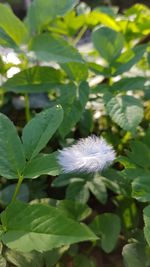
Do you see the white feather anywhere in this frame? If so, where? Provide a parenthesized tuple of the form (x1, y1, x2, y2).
(57, 136, 116, 173)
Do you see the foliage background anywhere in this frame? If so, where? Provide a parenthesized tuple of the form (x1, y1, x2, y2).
(0, 0, 150, 267)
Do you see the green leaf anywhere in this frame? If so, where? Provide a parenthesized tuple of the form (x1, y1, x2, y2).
(1, 201, 97, 252)
(87, 175, 107, 204)
(132, 175, 150, 202)
(22, 105, 63, 160)
(59, 82, 89, 138)
(5, 249, 44, 267)
(0, 242, 7, 266)
(52, 173, 75, 187)
(24, 153, 60, 178)
(52, 173, 89, 187)
(90, 213, 121, 253)
(142, 126, 150, 149)
(143, 205, 150, 248)
(92, 26, 124, 63)
(27, 0, 78, 32)
(0, 113, 26, 179)
(122, 243, 147, 267)
(127, 141, 150, 168)
(122, 168, 148, 184)
(87, 11, 120, 31)
(30, 33, 83, 63)
(2, 66, 63, 93)
(95, 6, 117, 17)
(58, 10, 85, 35)
(78, 109, 93, 136)
(57, 200, 92, 221)
(102, 168, 123, 194)
(61, 62, 88, 82)
(66, 181, 90, 204)
(116, 197, 138, 230)
(142, 127, 150, 148)
(0, 255, 7, 267)
(104, 93, 143, 131)
(111, 77, 147, 92)
(0, 3, 28, 46)
(87, 62, 111, 77)
(44, 247, 68, 267)
(0, 28, 18, 49)
(112, 44, 147, 75)
(73, 254, 96, 267)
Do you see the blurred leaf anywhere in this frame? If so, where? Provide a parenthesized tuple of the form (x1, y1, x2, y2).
(87, 11, 120, 31)
(112, 44, 147, 75)
(143, 205, 150, 251)
(1, 201, 97, 252)
(44, 246, 68, 267)
(132, 175, 150, 202)
(51, 11, 85, 36)
(0, 254, 7, 267)
(22, 105, 63, 160)
(61, 62, 88, 82)
(66, 180, 90, 204)
(121, 168, 149, 184)
(87, 175, 107, 204)
(122, 243, 147, 267)
(102, 172, 121, 194)
(90, 213, 121, 253)
(92, 26, 124, 63)
(111, 77, 147, 92)
(88, 62, 111, 77)
(0, 28, 18, 49)
(127, 141, 150, 168)
(2, 66, 63, 93)
(0, 113, 25, 179)
(5, 249, 44, 267)
(0, 184, 29, 206)
(104, 93, 143, 131)
(29, 179, 47, 200)
(102, 168, 125, 194)
(116, 196, 138, 230)
(52, 172, 91, 186)
(125, 4, 149, 16)
(52, 173, 76, 187)
(57, 199, 92, 221)
(142, 127, 150, 148)
(73, 254, 96, 267)
(59, 82, 89, 138)
(78, 109, 93, 136)
(30, 33, 83, 63)
(27, 0, 79, 32)
(0, 3, 28, 46)
(95, 6, 118, 17)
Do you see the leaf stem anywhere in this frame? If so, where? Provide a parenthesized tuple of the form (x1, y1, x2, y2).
(73, 25, 88, 46)
(11, 175, 24, 202)
(25, 94, 31, 122)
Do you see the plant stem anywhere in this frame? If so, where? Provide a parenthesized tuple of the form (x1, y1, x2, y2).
(25, 94, 30, 122)
(73, 25, 88, 46)
(12, 175, 24, 202)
